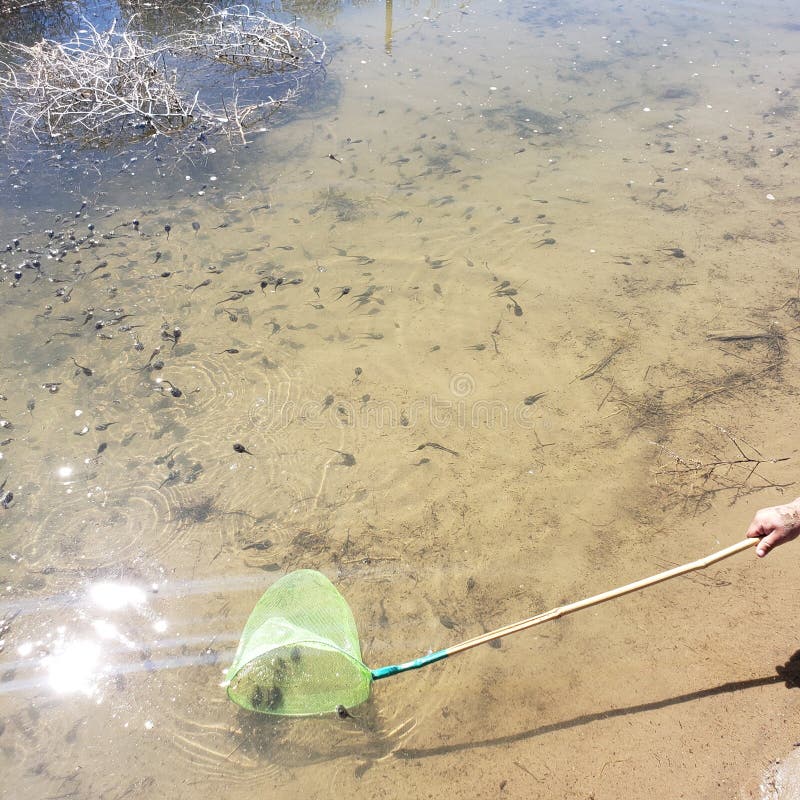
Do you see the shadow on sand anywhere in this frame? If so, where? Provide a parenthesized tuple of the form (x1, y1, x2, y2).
(395, 650, 800, 760)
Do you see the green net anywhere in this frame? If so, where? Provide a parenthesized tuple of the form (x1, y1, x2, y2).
(225, 569, 373, 716)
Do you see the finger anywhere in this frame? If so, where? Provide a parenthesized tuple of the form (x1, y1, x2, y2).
(755, 531, 783, 558)
(746, 519, 767, 539)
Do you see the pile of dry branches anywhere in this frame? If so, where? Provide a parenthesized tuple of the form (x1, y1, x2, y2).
(0, 5, 326, 144)
(1, 0, 45, 12)
(171, 6, 326, 74)
(0, 21, 192, 141)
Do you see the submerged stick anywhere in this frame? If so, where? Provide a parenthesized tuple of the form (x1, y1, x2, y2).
(577, 345, 624, 381)
(706, 332, 784, 343)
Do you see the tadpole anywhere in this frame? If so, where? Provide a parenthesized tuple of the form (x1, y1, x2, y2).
(159, 470, 180, 488)
(492, 283, 517, 298)
(154, 447, 177, 466)
(86, 260, 108, 277)
(162, 327, 181, 349)
(265, 685, 283, 710)
(242, 539, 273, 552)
(330, 449, 356, 466)
(0, 485, 13, 510)
(139, 348, 161, 370)
(534, 238, 556, 247)
(273, 657, 288, 681)
(523, 393, 546, 405)
(71, 357, 93, 376)
(233, 443, 253, 455)
(413, 441, 459, 456)
(156, 380, 182, 398)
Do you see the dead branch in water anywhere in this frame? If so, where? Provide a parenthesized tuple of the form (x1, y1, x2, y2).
(691, 320, 789, 406)
(0, 0, 46, 10)
(706, 322, 787, 357)
(652, 423, 793, 514)
(689, 362, 781, 406)
(0, 5, 325, 145)
(0, 20, 193, 141)
(576, 344, 624, 381)
(169, 5, 326, 74)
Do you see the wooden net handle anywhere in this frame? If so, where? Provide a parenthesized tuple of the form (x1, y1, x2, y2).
(444, 538, 757, 658)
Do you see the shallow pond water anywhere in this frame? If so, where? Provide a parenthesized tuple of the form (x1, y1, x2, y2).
(1, 0, 800, 797)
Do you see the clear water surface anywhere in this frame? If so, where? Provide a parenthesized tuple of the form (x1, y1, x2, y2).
(1, 0, 800, 797)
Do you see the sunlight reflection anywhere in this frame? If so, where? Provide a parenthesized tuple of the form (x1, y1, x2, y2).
(92, 619, 136, 649)
(89, 582, 146, 610)
(34, 582, 155, 697)
(45, 638, 102, 696)
(0, 576, 268, 698)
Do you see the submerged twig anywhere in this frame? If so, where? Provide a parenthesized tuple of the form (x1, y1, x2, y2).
(0, 6, 325, 145)
(577, 345, 624, 381)
(652, 423, 793, 513)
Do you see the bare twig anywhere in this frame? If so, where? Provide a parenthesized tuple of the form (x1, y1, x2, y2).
(577, 345, 624, 381)
(689, 362, 780, 406)
(169, 5, 326, 74)
(0, 6, 325, 145)
(651, 424, 793, 513)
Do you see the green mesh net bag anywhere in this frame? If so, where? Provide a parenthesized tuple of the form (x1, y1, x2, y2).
(224, 570, 373, 716)
(225, 539, 758, 716)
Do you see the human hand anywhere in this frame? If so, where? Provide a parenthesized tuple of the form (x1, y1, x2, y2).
(746, 497, 800, 557)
